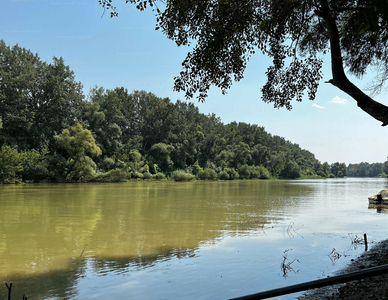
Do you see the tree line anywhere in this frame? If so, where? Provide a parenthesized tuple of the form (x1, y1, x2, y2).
(347, 162, 388, 178)
(0, 40, 347, 183)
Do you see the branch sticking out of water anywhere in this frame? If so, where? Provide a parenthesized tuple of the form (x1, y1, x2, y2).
(348, 234, 365, 250)
(5, 283, 12, 300)
(80, 244, 88, 257)
(328, 248, 342, 263)
(5, 283, 28, 299)
(286, 222, 304, 239)
(280, 249, 300, 277)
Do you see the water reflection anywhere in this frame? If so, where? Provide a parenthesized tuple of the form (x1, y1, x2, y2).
(368, 204, 388, 214)
(0, 181, 316, 298)
(1, 259, 86, 300)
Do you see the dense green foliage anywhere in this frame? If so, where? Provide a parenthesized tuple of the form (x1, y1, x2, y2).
(55, 123, 102, 181)
(0, 146, 23, 183)
(330, 162, 348, 178)
(0, 40, 84, 151)
(101, 0, 388, 125)
(0, 41, 346, 183)
(347, 162, 384, 177)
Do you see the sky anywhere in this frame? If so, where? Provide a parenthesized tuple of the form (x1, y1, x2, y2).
(2, 0, 388, 165)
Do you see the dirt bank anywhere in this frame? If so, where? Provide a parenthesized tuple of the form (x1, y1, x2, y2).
(300, 239, 388, 299)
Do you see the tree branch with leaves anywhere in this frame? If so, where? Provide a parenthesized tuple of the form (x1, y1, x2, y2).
(99, 0, 388, 125)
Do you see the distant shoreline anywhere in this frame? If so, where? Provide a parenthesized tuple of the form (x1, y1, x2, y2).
(0, 175, 353, 185)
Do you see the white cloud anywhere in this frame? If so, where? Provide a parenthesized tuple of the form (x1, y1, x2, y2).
(330, 96, 348, 104)
(312, 103, 325, 109)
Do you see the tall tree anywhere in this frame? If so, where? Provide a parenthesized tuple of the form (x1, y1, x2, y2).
(101, 0, 388, 125)
(0, 40, 84, 150)
(147, 142, 174, 173)
(136, 91, 175, 152)
(55, 123, 102, 180)
(0, 40, 45, 149)
(330, 162, 348, 177)
(87, 87, 141, 157)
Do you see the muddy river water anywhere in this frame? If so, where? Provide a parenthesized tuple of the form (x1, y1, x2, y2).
(0, 178, 387, 299)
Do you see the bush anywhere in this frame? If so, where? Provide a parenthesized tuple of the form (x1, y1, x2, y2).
(235, 165, 270, 180)
(258, 166, 271, 179)
(153, 172, 166, 180)
(21, 149, 49, 182)
(0, 146, 23, 183)
(198, 168, 218, 180)
(143, 171, 152, 179)
(224, 167, 239, 180)
(316, 170, 327, 178)
(131, 171, 144, 179)
(99, 157, 116, 171)
(140, 164, 149, 173)
(192, 164, 203, 175)
(148, 163, 160, 174)
(280, 161, 301, 179)
(218, 170, 230, 180)
(67, 156, 98, 182)
(305, 168, 315, 176)
(197, 170, 206, 180)
(171, 170, 195, 181)
(47, 153, 68, 182)
(238, 164, 251, 179)
(93, 168, 129, 182)
(249, 166, 261, 179)
(206, 168, 218, 180)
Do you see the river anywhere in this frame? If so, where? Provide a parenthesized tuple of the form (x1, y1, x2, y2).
(0, 178, 388, 299)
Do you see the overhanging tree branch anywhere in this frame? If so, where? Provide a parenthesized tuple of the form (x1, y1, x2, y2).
(320, 0, 388, 126)
(100, 0, 388, 126)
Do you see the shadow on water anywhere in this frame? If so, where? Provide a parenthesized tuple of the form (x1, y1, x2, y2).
(0, 181, 315, 299)
(1, 258, 85, 300)
(1, 247, 199, 300)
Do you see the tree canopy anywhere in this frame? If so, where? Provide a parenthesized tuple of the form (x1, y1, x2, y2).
(348, 162, 384, 177)
(100, 0, 388, 125)
(0, 40, 84, 150)
(0, 40, 348, 183)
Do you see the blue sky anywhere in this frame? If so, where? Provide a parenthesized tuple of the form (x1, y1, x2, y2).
(2, 0, 388, 164)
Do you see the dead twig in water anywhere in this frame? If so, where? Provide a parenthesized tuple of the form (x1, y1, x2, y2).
(5, 283, 12, 300)
(80, 244, 88, 257)
(280, 249, 300, 277)
(348, 234, 364, 250)
(4, 283, 28, 299)
(286, 222, 304, 239)
(328, 248, 342, 263)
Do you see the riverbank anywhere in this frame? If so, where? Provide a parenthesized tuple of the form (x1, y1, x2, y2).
(301, 239, 388, 299)
(4, 173, 330, 184)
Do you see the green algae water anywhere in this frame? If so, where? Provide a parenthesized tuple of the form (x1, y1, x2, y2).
(1, 179, 388, 299)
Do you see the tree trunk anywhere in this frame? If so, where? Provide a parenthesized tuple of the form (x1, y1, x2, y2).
(65, 156, 79, 180)
(319, 0, 388, 126)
